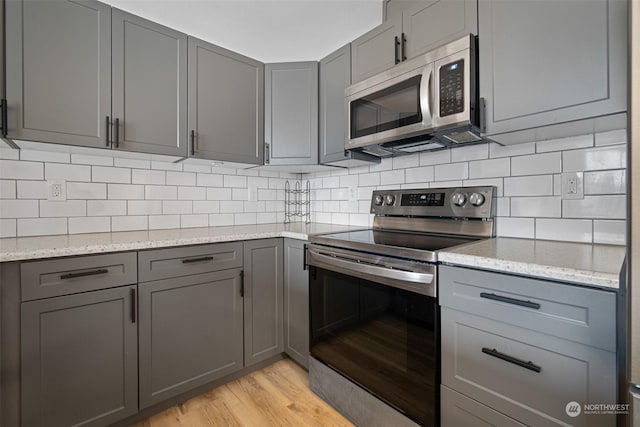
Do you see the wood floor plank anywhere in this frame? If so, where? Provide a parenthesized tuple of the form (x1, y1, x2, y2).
(132, 359, 353, 427)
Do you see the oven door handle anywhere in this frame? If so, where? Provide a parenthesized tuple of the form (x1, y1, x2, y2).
(308, 248, 434, 285)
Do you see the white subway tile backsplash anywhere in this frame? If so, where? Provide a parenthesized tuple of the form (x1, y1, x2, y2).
(392, 155, 420, 170)
(0, 218, 17, 237)
(435, 162, 468, 181)
(0, 147, 20, 160)
(220, 201, 244, 213)
(183, 163, 212, 173)
(67, 182, 107, 200)
(193, 201, 220, 214)
(39, 200, 86, 217)
(380, 169, 405, 185)
(584, 170, 626, 195)
(114, 158, 150, 169)
(0, 160, 43, 180)
(21, 149, 70, 163)
(358, 172, 380, 187)
(0, 180, 16, 199)
(563, 145, 626, 172)
(149, 215, 180, 230)
(234, 213, 257, 225)
(553, 174, 562, 195)
(132, 169, 165, 185)
(223, 175, 247, 188)
(207, 187, 232, 200)
(264, 201, 283, 212)
(405, 166, 434, 184)
(71, 154, 114, 166)
(511, 196, 561, 217)
(145, 185, 177, 200)
(178, 186, 206, 201)
(258, 189, 277, 200)
(594, 220, 626, 245)
(244, 201, 266, 212)
(430, 180, 463, 188)
(108, 184, 144, 200)
(595, 129, 626, 146)
(332, 212, 349, 225)
(535, 219, 592, 243)
(16, 181, 47, 199)
(128, 200, 162, 215)
(87, 200, 126, 216)
(468, 158, 510, 179)
(257, 212, 277, 224)
(258, 169, 279, 178)
(511, 152, 561, 176)
(167, 171, 196, 186)
(340, 201, 358, 213)
(112, 215, 148, 232)
(420, 150, 450, 166)
(339, 174, 359, 188)
(180, 214, 209, 228)
(69, 217, 111, 234)
(504, 175, 553, 197)
(369, 158, 392, 172)
(563, 195, 626, 219)
(451, 144, 489, 162)
(489, 142, 535, 158)
(163, 201, 193, 215)
(151, 161, 182, 171)
(209, 213, 234, 226)
(1, 200, 38, 218)
(331, 188, 348, 201)
(496, 217, 534, 239)
(462, 178, 504, 196)
(315, 212, 332, 223)
(197, 173, 223, 187)
(323, 176, 340, 188)
(18, 218, 67, 236)
(535, 134, 593, 153)
(232, 188, 249, 201)
(496, 198, 510, 216)
(349, 213, 370, 227)
(92, 166, 130, 183)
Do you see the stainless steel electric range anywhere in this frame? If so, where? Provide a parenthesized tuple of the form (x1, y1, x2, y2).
(307, 186, 496, 427)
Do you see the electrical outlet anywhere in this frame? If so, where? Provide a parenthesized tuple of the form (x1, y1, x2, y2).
(48, 180, 66, 201)
(348, 186, 357, 202)
(247, 182, 258, 202)
(561, 172, 583, 200)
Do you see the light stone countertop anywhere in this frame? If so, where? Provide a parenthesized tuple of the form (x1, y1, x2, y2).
(438, 237, 626, 289)
(0, 223, 362, 262)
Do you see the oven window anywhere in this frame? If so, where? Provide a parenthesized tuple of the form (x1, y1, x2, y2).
(351, 75, 423, 139)
(310, 267, 438, 426)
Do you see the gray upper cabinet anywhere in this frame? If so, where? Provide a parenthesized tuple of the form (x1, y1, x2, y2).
(188, 37, 264, 164)
(6, 0, 111, 147)
(243, 239, 284, 366)
(265, 62, 319, 165)
(479, 0, 627, 139)
(21, 286, 138, 427)
(283, 239, 309, 369)
(112, 9, 188, 157)
(138, 268, 244, 408)
(351, 0, 477, 83)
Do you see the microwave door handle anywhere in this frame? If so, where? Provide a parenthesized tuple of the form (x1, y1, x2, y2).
(420, 64, 434, 128)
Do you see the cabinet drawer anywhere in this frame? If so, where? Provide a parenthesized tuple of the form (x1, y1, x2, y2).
(20, 252, 137, 301)
(138, 242, 242, 282)
(439, 265, 616, 351)
(441, 308, 616, 427)
(441, 385, 525, 427)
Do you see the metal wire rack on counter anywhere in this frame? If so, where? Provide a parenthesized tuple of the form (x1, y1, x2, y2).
(284, 180, 310, 224)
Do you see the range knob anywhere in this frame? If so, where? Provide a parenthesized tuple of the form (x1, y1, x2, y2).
(451, 192, 467, 207)
(469, 192, 485, 207)
(374, 194, 384, 206)
(385, 194, 395, 206)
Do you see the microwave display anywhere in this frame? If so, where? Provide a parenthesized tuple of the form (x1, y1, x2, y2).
(350, 75, 423, 139)
(439, 59, 465, 117)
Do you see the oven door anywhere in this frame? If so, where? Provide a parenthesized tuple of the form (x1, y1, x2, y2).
(308, 245, 439, 426)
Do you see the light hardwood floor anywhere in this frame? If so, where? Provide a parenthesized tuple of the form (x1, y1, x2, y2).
(131, 358, 354, 427)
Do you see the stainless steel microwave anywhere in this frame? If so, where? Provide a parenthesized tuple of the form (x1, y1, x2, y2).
(345, 34, 487, 157)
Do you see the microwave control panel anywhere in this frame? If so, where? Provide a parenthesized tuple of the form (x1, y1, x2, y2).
(439, 59, 465, 117)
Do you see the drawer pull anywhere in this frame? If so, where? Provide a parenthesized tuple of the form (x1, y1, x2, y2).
(482, 347, 541, 373)
(181, 256, 214, 264)
(60, 269, 109, 280)
(480, 292, 541, 310)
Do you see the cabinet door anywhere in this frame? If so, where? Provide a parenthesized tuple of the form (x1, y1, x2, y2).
(112, 9, 188, 157)
(6, 0, 111, 148)
(243, 239, 284, 366)
(188, 37, 264, 164)
(350, 14, 402, 83)
(283, 239, 309, 368)
(441, 385, 526, 427)
(265, 62, 318, 165)
(402, 0, 478, 60)
(479, 0, 627, 137)
(21, 286, 138, 427)
(138, 269, 243, 408)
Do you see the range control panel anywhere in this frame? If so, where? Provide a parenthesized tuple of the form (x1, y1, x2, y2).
(371, 186, 495, 219)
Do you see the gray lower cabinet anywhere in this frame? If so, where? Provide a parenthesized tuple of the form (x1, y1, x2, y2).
(6, 0, 111, 147)
(21, 285, 138, 427)
(351, 0, 477, 83)
(138, 268, 244, 408)
(441, 385, 525, 427)
(265, 62, 319, 165)
(112, 9, 188, 156)
(243, 239, 284, 366)
(188, 37, 264, 164)
(479, 0, 627, 139)
(440, 265, 617, 427)
(283, 239, 309, 368)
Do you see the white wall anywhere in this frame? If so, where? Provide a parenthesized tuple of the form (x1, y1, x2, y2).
(304, 129, 627, 245)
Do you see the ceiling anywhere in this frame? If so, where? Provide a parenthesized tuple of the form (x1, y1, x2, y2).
(101, 0, 384, 63)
